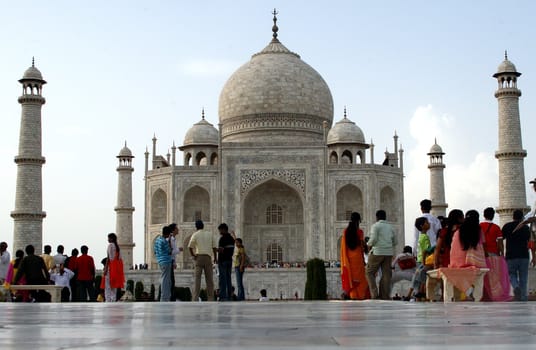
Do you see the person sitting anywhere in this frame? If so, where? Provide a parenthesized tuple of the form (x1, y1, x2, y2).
(450, 211, 486, 268)
(259, 289, 269, 301)
(392, 246, 417, 284)
(49, 264, 75, 302)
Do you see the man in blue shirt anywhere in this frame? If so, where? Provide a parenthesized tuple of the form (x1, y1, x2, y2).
(154, 225, 172, 301)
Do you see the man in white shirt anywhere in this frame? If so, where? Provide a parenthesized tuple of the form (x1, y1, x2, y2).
(53, 245, 67, 266)
(167, 223, 183, 301)
(188, 220, 217, 301)
(0, 242, 11, 283)
(413, 199, 441, 257)
(50, 264, 75, 301)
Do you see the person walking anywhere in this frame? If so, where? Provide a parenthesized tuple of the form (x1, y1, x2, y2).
(188, 220, 217, 301)
(167, 223, 182, 301)
(503, 209, 531, 301)
(154, 225, 173, 301)
(366, 210, 397, 300)
(217, 223, 235, 301)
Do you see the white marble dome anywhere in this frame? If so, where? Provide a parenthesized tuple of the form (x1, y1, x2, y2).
(218, 33, 334, 142)
(327, 114, 365, 145)
(496, 58, 517, 75)
(22, 65, 44, 81)
(183, 117, 219, 147)
(428, 141, 444, 154)
(118, 144, 133, 158)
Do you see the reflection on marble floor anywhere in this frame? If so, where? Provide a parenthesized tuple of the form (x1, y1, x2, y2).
(0, 301, 535, 349)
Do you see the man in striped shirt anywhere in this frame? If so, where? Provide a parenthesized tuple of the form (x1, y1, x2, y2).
(154, 225, 172, 301)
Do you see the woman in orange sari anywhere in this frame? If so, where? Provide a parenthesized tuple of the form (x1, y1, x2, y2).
(340, 212, 370, 300)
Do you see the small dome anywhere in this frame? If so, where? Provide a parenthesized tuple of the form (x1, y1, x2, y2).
(118, 144, 133, 158)
(428, 141, 444, 154)
(493, 53, 521, 77)
(327, 114, 365, 145)
(496, 59, 517, 74)
(182, 117, 219, 147)
(22, 66, 44, 81)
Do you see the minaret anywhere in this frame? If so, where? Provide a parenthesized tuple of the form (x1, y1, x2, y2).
(11, 59, 47, 253)
(493, 52, 528, 225)
(115, 142, 135, 269)
(428, 139, 447, 217)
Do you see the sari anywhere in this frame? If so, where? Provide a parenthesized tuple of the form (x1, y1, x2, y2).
(483, 254, 511, 301)
(449, 230, 486, 268)
(108, 251, 125, 289)
(340, 228, 370, 300)
(480, 222, 511, 301)
(4, 259, 29, 301)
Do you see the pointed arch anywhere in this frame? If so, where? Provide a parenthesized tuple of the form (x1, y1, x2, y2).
(336, 184, 363, 221)
(210, 152, 218, 165)
(183, 185, 210, 222)
(380, 186, 397, 220)
(243, 179, 304, 264)
(196, 152, 207, 166)
(185, 153, 192, 166)
(151, 189, 167, 224)
(329, 151, 338, 164)
(341, 150, 353, 164)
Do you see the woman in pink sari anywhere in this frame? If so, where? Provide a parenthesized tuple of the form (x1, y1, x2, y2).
(450, 210, 486, 268)
(480, 207, 511, 301)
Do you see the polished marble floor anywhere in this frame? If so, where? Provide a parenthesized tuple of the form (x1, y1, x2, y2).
(0, 301, 535, 349)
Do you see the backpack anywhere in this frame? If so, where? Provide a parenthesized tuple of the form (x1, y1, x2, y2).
(397, 256, 416, 270)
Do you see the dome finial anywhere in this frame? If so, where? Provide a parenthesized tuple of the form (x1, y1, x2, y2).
(434, 137, 437, 145)
(505, 50, 508, 60)
(202, 107, 205, 120)
(271, 8, 279, 42)
(343, 106, 347, 119)
(32, 56, 35, 67)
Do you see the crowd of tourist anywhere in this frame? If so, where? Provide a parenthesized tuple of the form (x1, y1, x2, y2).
(3, 182, 536, 304)
(340, 195, 536, 302)
(0, 233, 125, 302)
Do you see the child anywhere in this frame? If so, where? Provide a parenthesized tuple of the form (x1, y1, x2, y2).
(406, 217, 432, 301)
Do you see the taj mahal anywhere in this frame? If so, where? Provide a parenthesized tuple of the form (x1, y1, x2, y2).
(10, 12, 528, 297)
(143, 13, 405, 270)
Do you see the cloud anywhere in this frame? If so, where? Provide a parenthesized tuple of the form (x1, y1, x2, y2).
(404, 105, 497, 244)
(177, 59, 238, 77)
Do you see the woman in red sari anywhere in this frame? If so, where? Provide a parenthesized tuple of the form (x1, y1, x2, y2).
(103, 233, 125, 302)
(340, 212, 370, 300)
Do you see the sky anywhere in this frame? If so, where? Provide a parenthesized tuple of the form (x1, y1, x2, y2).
(1, 1, 536, 264)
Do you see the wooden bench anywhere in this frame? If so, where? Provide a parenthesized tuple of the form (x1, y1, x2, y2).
(9, 285, 64, 302)
(426, 268, 489, 302)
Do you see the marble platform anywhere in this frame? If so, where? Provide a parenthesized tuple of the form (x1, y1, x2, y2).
(0, 301, 535, 349)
